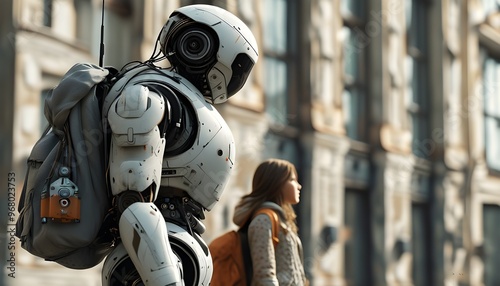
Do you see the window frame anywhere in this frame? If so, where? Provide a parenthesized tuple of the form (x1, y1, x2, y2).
(482, 54, 500, 173)
(260, 0, 300, 132)
(479, 3, 500, 174)
(341, 0, 369, 142)
(406, 0, 432, 158)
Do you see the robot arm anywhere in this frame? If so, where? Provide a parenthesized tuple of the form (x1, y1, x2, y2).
(107, 84, 167, 203)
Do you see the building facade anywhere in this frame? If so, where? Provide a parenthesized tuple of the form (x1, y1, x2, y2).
(2, 0, 500, 285)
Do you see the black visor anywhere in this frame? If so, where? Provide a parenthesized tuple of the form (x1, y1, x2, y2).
(226, 53, 255, 98)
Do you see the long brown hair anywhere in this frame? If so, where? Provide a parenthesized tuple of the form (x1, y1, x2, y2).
(241, 158, 299, 233)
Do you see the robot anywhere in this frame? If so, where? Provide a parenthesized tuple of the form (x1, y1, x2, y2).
(100, 5, 258, 286)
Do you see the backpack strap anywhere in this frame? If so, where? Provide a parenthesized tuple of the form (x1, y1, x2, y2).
(252, 208, 280, 247)
(240, 227, 252, 286)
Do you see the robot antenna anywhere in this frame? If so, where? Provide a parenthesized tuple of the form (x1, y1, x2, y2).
(99, 0, 105, 67)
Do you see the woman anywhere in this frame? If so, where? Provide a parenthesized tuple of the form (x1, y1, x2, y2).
(233, 158, 308, 286)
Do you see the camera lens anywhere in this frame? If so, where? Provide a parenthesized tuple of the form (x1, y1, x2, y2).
(59, 198, 70, 207)
(178, 29, 213, 64)
(58, 188, 71, 198)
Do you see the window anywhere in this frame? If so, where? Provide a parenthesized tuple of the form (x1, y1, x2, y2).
(261, 0, 294, 126)
(344, 188, 371, 285)
(43, 0, 53, 27)
(406, 0, 431, 158)
(483, 56, 500, 171)
(482, 0, 500, 16)
(265, 58, 288, 124)
(410, 159, 432, 283)
(412, 202, 432, 286)
(483, 204, 500, 284)
(342, 0, 368, 142)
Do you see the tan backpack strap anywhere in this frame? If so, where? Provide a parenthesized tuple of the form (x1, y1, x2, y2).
(253, 208, 280, 248)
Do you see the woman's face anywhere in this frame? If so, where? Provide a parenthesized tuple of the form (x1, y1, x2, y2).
(281, 173, 302, 205)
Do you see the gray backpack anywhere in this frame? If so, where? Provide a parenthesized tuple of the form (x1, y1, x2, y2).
(16, 63, 116, 269)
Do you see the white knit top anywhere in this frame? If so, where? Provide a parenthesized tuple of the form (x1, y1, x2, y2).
(242, 203, 307, 286)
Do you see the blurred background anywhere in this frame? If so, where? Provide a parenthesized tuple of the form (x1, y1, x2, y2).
(1, 0, 500, 285)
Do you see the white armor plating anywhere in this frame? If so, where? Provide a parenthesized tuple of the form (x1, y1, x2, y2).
(118, 202, 183, 285)
(108, 85, 166, 199)
(102, 216, 213, 286)
(105, 66, 235, 211)
(166, 223, 213, 284)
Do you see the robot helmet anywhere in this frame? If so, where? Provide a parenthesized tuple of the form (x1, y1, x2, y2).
(159, 4, 259, 104)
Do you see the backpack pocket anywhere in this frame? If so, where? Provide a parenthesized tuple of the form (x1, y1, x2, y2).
(16, 131, 59, 252)
(16, 129, 113, 268)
